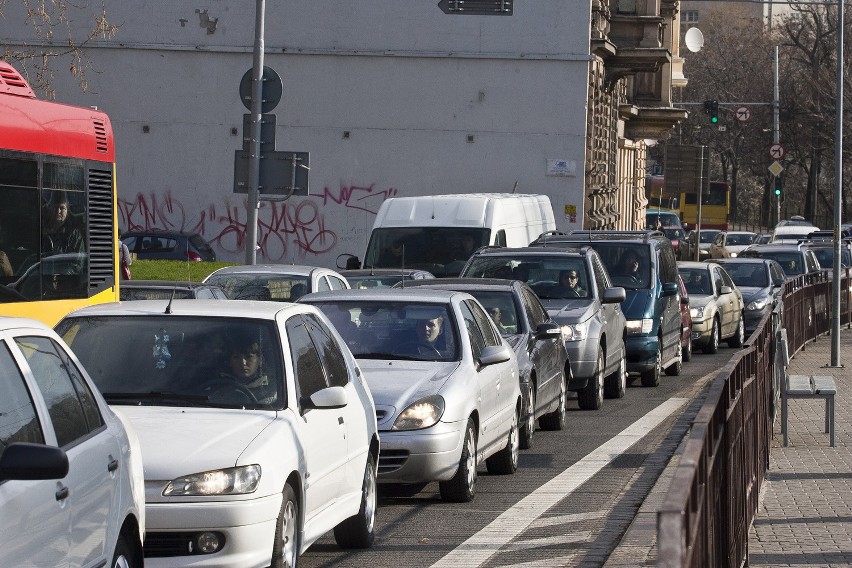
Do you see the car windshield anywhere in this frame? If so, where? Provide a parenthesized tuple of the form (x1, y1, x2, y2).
(679, 268, 714, 295)
(754, 252, 805, 276)
(663, 228, 685, 240)
(462, 256, 594, 297)
(363, 228, 490, 277)
(718, 263, 768, 288)
(700, 231, 719, 243)
(55, 316, 284, 409)
(579, 243, 651, 290)
(205, 273, 309, 301)
(808, 248, 852, 268)
(310, 301, 459, 361)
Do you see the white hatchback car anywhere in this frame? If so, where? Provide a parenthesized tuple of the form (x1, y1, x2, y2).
(300, 288, 521, 503)
(0, 317, 145, 568)
(56, 300, 379, 568)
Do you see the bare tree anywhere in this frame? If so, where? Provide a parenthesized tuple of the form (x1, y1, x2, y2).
(0, 0, 118, 98)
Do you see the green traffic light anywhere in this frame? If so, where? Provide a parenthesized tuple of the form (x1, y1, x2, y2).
(711, 116, 718, 124)
(775, 189, 781, 196)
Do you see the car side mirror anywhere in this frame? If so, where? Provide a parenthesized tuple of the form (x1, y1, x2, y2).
(0, 443, 69, 481)
(336, 253, 361, 270)
(479, 344, 512, 367)
(662, 282, 679, 297)
(534, 322, 562, 340)
(720, 285, 733, 295)
(602, 287, 627, 304)
(303, 385, 348, 410)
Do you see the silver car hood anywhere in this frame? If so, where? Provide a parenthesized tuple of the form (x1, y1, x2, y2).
(357, 360, 460, 421)
(540, 299, 595, 323)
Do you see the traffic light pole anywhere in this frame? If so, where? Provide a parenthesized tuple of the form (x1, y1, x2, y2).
(773, 47, 781, 226)
(245, 0, 266, 266)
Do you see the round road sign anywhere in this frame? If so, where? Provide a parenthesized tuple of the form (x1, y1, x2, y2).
(768, 143, 786, 160)
(735, 106, 751, 123)
(239, 66, 283, 113)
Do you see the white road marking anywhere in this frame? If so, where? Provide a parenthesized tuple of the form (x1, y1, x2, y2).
(498, 555, 578, 568)
(429, 398, 688, 568)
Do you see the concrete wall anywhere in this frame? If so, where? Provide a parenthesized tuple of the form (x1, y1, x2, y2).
(3, 1, 592, 266)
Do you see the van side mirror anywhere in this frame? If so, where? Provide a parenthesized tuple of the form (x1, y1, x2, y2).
(662, 282, 679, 297)
(336, 253, 361, 270)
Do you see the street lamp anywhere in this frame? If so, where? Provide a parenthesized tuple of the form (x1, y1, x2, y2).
(830, 0, 843, 366)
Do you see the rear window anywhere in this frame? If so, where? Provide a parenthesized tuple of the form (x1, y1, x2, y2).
(190, 234, 212, 251)
(205, 273, 309, 301)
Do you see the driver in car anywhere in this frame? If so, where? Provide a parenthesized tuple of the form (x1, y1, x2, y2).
(217, 335, 277, 404)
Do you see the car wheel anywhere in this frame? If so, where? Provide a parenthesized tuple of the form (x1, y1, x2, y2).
(641, 343, 661, 387)
(539, 372, 566, 431)
(604, 355, 626, 399)
(703, 318, 720, 354)
(272, 484, 300, 568)
(486, 406, 519, 474)
(333, 453, 377, 548)
(682, 335, 693, 362)
(439, 419, 477, 503)
(111, 534, 138, 568)
(519, 387, 535, 450)
(728, 314, 745, 347)
(578, 350, 604, 410)
(665, 342, 683, 376)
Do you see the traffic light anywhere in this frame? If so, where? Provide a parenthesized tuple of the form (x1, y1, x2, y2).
(774, 175, 782, 197)
(704, 100, 719, 123)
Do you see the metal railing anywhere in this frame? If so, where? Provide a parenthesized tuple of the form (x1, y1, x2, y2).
(657, 269, 850, 567)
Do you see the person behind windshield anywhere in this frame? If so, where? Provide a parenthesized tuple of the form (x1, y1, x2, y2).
(554, 269, 586, 298)
(378, 239, 405, 267)
(487, 306, 508, 333)
(217, 335, 276, 404)
(616, 251, 642, 283)
(42, 191, 84, 256)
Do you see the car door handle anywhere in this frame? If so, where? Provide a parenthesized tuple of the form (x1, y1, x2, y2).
(338, 416, 344, 425)
(108, 459, 119, 473)
(55, 486, 69, 501)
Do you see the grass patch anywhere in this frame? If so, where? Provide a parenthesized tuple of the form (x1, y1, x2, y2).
(129, 260, 235, 282)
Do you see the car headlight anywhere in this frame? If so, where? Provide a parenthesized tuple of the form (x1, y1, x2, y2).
(747, 298, 768, 311)
(690, 305, 706, 319)
(561, 320, 589, 342)
(730, 252, 738, 258)
(163, 465, 261, 496)
(626, 319, 654, 335)
(393, 395, 445, 430)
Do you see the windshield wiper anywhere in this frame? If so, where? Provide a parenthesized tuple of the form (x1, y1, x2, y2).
(104, 392, 210, 405)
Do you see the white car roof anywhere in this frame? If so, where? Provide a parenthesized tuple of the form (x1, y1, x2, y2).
(300, 288, 461, 303)
(62, 299, 311, 320)
(205, 264, 339, 278)
(0, 316, 56, 333)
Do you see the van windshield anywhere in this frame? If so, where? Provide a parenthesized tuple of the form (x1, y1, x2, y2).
(364, 228, 490, 277)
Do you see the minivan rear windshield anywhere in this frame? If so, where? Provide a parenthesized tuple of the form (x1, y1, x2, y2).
(363, 228, 490, 277)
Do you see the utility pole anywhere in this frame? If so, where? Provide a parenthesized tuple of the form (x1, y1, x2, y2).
(831, 0, 844, 367)
(245, 0, 266, 265)
(773, 47, 781, 227)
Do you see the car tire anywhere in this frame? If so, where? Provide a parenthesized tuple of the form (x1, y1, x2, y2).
(728, 314, 745, 347)
(641, 343, 661, 387)
(703, 318, 720, 354)
(111, 534, 138, 568)
(272, 484, 300, 568)
(333, 453, 377, 549)
(604, 356, 626, 399)
(519, 387, 535, 450)
(665, 343, 683, 376)
(539, 373, 566, 431)
(486, 406, 519, 475)
(682, 336, 693, 362)
(578, 350, 604, 410)
(439, 419, 477, 503)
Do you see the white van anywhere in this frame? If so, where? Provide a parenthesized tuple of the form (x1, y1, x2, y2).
(356, 193, 556, 277)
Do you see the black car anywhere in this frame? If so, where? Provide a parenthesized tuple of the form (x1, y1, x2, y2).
(339, 268, 435, 289)
(738, 243, 821, 278)
(714, 258, 786, 336)
(121, 231, 216, 262)
(119, 280, 228, 301)
(399, 278, 570, 448)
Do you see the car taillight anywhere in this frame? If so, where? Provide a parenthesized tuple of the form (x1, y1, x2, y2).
(185, 251, 202, 262)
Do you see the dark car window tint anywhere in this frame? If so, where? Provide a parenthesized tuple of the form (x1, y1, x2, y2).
(286, 317, 328, 402)
(16, 336, 89, 447)
(460, 302, 486, 359)
(521, 287, 547, 329)
(328, 276, 347, 291)
(467, 290, 518, 335)
(0, 341, 45, 446)
(56, 344, 103, 433)
(316, 277, 331, 292)
(591, 256, 608, 298)
(659, 243, 678, 283)
(468, 300, 502, 347)
(304, 314, 349, 388)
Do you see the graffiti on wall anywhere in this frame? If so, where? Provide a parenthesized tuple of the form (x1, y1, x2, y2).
(118, 182, 398, 262)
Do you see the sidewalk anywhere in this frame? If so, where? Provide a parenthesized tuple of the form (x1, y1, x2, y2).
(748, 329, 852, 567)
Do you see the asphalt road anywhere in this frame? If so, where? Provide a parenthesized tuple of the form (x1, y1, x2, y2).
(300, 343, 737, 568)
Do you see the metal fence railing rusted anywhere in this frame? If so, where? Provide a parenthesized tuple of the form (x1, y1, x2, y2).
(658, 268, 851, 567)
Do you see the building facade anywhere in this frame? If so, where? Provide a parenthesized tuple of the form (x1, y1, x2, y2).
(3, 0, 686, 264)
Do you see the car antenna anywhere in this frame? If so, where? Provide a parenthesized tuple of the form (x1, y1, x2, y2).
(165, 287, 176, 314)
(399, 244, 406, 288)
